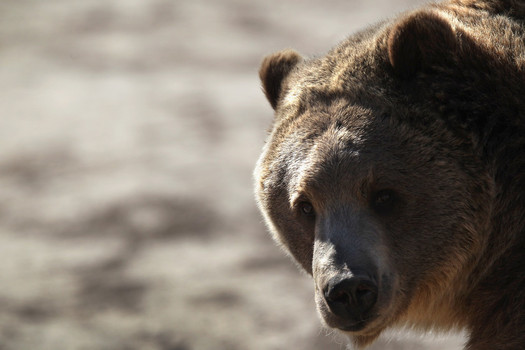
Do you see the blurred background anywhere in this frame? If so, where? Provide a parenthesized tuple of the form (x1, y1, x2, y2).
(0, 0, 465, 349)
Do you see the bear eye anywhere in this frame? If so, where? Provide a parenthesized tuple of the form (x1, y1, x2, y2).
(371, 189, 397, 215)
(298, 201, 315, 218)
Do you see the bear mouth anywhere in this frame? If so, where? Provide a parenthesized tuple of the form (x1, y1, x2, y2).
(327, 312, 381, 333)
(336, 319, 370, 332)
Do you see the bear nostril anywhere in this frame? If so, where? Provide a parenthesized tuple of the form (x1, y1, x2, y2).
(355, 284, 377, 312)
(326, 288, 352, 305)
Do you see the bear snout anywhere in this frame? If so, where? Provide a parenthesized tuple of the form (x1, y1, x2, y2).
(321, 274, 378, 331)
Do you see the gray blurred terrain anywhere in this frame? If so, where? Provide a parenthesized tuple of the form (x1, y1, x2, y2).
(0, 0, 465, 349)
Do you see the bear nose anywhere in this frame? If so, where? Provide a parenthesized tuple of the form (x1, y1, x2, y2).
(323, 275, 378, 328)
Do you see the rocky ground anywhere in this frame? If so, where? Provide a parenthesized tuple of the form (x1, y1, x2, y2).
(0, 0, 464, 349)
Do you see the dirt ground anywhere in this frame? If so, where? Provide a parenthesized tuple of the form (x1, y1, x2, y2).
(0, 0, 465, 349)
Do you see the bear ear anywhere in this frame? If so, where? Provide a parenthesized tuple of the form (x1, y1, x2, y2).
(387, 11, 457, 79)
(259, 49, 302, 110)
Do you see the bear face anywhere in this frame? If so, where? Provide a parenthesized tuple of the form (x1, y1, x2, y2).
(255, 2, 525, 349)
(255, 83, 492, 346)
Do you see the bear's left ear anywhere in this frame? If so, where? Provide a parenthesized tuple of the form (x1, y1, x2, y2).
(387, 11, 457, 79)
(259, 49, 302, 110)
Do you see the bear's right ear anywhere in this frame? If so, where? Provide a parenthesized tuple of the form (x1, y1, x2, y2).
(387, 11, 457, 79)
(259, 49, 302, 110)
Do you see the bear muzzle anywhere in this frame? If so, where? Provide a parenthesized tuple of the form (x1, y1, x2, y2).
(323, 274, 378, 330)
(317, 273, 379, 332)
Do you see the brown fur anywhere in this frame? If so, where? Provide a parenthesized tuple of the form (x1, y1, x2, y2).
(258, 49, 302, 110)
(255, 0, 525, 349)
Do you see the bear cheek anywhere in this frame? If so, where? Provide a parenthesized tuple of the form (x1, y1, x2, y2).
(277, 221, 315, 274)
(385, 198, 472, 295)
(261, 190, 315, 274)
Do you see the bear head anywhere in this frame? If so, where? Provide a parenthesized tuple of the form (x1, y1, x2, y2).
(254, 8, 500, 348)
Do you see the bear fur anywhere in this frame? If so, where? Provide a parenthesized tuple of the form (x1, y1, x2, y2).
(254, 0, 525, 349)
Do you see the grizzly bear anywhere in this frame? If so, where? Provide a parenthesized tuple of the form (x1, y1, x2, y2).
(254, 0, 525, 349)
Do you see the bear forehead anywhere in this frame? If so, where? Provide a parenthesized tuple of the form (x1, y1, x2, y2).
(284, 110, 406, 201)
(288, 125, 367, 202)
(273, 101, 443, 205)
(281, 58, 387, 115)
(277, 57, 396, 137)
